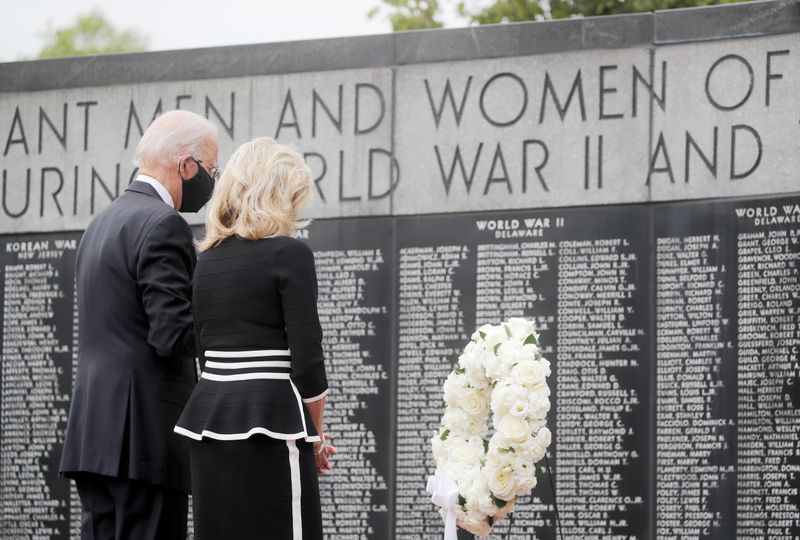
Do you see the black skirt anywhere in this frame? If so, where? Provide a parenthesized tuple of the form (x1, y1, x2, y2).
(190, 436, 322, 540)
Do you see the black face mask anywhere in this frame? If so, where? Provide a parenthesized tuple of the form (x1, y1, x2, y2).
(179, 159, 215, 213)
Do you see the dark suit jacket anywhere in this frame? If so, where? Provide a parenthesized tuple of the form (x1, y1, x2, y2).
(60, 181, 197, 493)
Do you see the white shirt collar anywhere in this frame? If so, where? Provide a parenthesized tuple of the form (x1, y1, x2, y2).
(135, 174, 174, 208)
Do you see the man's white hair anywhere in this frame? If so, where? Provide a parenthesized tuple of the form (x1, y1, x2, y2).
(134, 110, 218, 168)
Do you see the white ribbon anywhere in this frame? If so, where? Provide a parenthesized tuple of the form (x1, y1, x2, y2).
(426, 468, 460, 540)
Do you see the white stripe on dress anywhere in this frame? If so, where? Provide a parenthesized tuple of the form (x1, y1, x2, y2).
(173, 425, 321, 443)
(200, 372, 290, 382)
(288, 380, 309, 435)
(204, 360, 292, 370)
(302, 388, 330, 404)
(173, 425, 307, 441)
(287, 440, 303, 540)
(204, 349, 291, 358)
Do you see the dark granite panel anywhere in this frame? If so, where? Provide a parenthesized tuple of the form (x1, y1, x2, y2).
(655, 0, 800, 44)
(395, 14, 653, 65)
(0, 35, 394, 92)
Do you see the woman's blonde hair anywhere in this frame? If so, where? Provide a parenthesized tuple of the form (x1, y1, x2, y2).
(199, 137, 312, 251)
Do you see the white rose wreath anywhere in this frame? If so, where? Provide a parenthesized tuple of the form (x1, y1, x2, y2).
(427, 318, 552, 537)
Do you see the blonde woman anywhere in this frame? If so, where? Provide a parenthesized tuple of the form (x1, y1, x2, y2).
(175, 137, 334, 539)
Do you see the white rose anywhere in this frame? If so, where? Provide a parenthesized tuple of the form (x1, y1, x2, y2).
(492, 340, 525, 380)
(496, 414, 532, 444)
(491, 382, 528, 417)
(461, 340, 478, 357)
(514, 455, 535, 479)
(458, 387, 489, 419)
(459, 512, 492, 537)
(471, 323, 494, 343)
(530, 426, 552, 462)
(488, 433, 512, 455)
(466, 417, 489, 438)
(450, 436, 486, 468)
(441, 408, 471, 435)
(525, 344, 541, 362)
(539, 357, 552, 375)
(486, 462, 516, 501)
(506, 317, 536, 340)
(442, 371, 469, 407)
(514, 468, 537, 494)
(463, 480, 493, 516)
(441, 448, 470, 479)
(528, 395, 551, 419)
(511, 360, 548, 391)
(484, 353, 511, 381)
(486, 445, 514, 469)
(504, 340, 532, 363)
(527, 417, 547, 433)
(461, 350, 489, 389)
(483, 357, 504, 381)
(431, 432, 445, 460)
(482, 324, 508, 349)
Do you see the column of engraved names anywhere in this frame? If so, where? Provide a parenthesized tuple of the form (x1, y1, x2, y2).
(475, 240, 557, 538)
(69, 272, 80, 539)
(656, 235, 732, 538)
(1, 239, 76, 539)
(395, 245, 469, 539)
(315, 249, 389, 539)
(736, 224, 800, 537)
(556, 238, 645, 539)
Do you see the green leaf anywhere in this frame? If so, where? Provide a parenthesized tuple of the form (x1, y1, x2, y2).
(535, 464, 544, 478)
(454, 366, 465, 374)
(458, 494, 467, 506)
(498, 446, 515, 453)
(487, 515, 495, 526)
(523, 334, 538, 345)
(479, 331, 487, 339)
(493, 343, 501, 355)
(483, 439, 489, 453)
(490, 494, 507, 508)
(504, 324, 512, 338)
(440, 429, 450, 441)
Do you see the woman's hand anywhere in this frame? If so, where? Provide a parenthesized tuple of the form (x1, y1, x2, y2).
(314, 434, 337, 474)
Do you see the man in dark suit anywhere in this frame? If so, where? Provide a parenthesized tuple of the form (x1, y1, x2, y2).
(60, 110, 219, 539)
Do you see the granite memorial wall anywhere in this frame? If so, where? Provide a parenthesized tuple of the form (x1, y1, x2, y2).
(1, 2, 799, 538)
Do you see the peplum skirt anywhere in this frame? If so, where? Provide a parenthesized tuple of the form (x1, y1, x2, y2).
(174, 349, 321, 443)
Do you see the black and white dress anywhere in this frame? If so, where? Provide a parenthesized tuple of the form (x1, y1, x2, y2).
(175, 235, 328, 540)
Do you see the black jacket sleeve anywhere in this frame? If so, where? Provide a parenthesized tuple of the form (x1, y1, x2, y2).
(136, 212, 196, 358)
(276, 239, 328, 402)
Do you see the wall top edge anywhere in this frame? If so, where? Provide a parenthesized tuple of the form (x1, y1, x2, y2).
(0, 1, 797, 93)
(654, 0, 800, 44)
(4, 189, 800, 238)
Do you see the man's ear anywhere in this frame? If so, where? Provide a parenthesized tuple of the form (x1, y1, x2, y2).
(177, 155, 197, 179)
